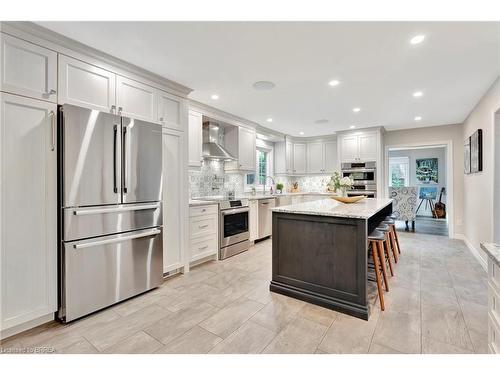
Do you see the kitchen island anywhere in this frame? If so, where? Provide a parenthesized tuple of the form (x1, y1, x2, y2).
(270, 198, 393, 320)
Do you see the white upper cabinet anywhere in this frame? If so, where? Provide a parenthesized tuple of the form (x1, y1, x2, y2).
(238, 127, 256, 171)
(323, 140, 338, 173)
(293, 143, 307, 174)
(158, 90, 185, 131)
(58, 55, 116, 112)
(116, 75, 157, 122)
(339, 131, 378, 162)
(307, 142, 324, 173)
(0, 34, 57, 102)
(357, 133, 378, 161)
(285, 140, 293, 174)
(1, 93, 57, 331)
(306, 140, 338, 174)
(188, 110, 203, 168)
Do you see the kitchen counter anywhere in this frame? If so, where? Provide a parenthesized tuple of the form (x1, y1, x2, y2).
(270, 197, 393, 320)
(271, 198, 393, 219)
(243, 192, 338, 200)
(189, 199, 217, 207)
(481, 242, 500, 267)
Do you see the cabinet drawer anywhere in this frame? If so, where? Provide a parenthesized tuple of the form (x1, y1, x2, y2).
(489, 260, 500, 291)
(190, 215, 217, 239)
(489, 282, 500, 329)
(189, 204, 218, 217)
(190, 235, 218, 261)
(489, 312, 500, 354)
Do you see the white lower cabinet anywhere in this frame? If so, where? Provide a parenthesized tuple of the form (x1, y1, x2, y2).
(162, 129, 187, 274)
(249, 200, 259, 241)
(189, 204, 218, 263)
(58, 54, 116, 113)
(0, 93, 57, 335)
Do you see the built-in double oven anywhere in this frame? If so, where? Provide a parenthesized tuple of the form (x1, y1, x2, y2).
(219, 199, 250, 259)
(341, 161, 377, 198)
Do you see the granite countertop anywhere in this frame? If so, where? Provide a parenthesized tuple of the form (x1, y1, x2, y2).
(271, 198, 393, 219)
(245, 192, 338, 200)
(480, 243, 500, 267)
(189, 199, 217, 207)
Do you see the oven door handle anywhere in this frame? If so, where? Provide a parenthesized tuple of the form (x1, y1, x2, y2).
(342, 169, 376, 173)
(221, 208, 250, 215)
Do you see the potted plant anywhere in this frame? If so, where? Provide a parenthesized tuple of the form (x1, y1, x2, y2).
(328, 172, 354, 197)
(276, 183, 284, 194)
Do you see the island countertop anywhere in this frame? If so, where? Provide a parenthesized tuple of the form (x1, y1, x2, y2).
(271, 197, 393, 219)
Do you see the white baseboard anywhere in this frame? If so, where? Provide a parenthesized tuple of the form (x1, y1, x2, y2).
(453, 233, 488, 271)
(0, 313, 54, 340)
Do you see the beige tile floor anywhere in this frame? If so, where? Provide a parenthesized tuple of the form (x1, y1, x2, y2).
(0, 232, 488, 354)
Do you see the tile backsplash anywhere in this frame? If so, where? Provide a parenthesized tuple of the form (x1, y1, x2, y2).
(188, 159, 333, 198)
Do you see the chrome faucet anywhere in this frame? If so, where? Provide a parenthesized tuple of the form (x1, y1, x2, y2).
(263, 176, 275, 195)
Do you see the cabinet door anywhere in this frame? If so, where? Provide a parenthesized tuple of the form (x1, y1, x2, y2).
(285, 141, 293, 174)
(162, 129, 186, 273)
(249, 200, 259, 241)
(293, 143, 307, 174)
(307, 142, 324, 174)
(58, 55, 116, 112)
(1, 34, 57, 102)
(340, 135, 359, 162)
(116, 75, 157, 122)
(324, 141, 338, 173)
(238, 127, 256, 171)
(0, 93, 57, 330)
(274, 141, 286, 174)
(158, 90, 184, 131)
(358, 132, 378, 161)
(188, 110, 203, 167)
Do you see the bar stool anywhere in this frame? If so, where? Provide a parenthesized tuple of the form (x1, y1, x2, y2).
(368, 229, 387, 310)
(386, 215, 401, 255)
(382, 217, 400, 262)
(376, 224, 395, 276)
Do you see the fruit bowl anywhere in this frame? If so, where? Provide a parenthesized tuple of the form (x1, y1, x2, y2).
(331, 195, 367, 204)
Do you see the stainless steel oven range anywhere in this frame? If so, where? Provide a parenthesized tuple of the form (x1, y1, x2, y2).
(341, 161, 377, 198)
(219, 199, 250, 259)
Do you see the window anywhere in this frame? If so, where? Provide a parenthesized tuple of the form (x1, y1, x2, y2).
(245, 148, 272, 191)
(389, 156, 410, 187)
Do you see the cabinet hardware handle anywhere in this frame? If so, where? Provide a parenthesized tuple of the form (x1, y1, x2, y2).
(159, 117, 164, 122)
(118, 106, 123, 114)
(201, 209, 206, 212)
(46, 89, 56, 95)
(111, 105, 116, 114)
(73, 229, 161, 249)
(198, 245, 209, 250)
(199, 224, 209, 229)
(49, 110, 55, 151)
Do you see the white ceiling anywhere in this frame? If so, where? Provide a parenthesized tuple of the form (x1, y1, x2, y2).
(38, 21, 500, 136)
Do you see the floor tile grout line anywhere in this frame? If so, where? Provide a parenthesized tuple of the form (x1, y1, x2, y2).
(315, 312, 339, 353)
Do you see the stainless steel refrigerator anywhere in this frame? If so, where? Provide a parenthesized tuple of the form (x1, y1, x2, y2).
(58, 104, 163, 322)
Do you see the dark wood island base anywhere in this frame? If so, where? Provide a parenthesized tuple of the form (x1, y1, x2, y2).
(270, 199, 393, 320)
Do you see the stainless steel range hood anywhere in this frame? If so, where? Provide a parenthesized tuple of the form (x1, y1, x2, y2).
(202, 122, 236, 161)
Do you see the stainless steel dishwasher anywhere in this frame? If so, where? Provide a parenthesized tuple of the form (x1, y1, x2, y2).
(258, 198, 276, 239)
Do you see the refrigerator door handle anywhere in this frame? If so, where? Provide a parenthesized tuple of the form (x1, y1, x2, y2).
(122, 125, 128, 194)
(72, 202, 160, 216)
(73, 229, 161, 249)
(113, 124, 118, 193)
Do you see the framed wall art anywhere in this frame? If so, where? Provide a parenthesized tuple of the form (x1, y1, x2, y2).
(464, 137, 471, 174)
(470, 129, 483, 173)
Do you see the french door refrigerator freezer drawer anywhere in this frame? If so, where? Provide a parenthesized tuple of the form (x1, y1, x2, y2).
(60, 227, 163, 322)
(63, 202, 162, 241)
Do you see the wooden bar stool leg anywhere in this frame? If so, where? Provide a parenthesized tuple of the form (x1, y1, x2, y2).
(377, 241, 389, 292)
(371, 243, 385, 311)
(393, 225, 402, 254)
(383, 235, 394, 276)
(389, 229, 399, 263)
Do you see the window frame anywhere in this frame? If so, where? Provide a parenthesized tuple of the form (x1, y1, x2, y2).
(245, 145, 274, 192)
(388, 156, 410, 187)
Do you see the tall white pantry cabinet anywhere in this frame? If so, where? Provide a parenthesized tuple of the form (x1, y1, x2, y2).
(0, 24, 191, 338)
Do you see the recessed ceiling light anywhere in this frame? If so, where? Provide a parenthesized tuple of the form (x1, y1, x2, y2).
(413, 91, 423, 97)
(350, 125, 356, 129)
(299, 131, 304, 135)
(314, 119, 329, 124)
(410, 34, 426, 45)
(266, 118, 273, 123)
(414, 116, 422, 121)
(211, 94, 219, 100)
(252, 81, 276, 90)
(352, 107, 361, 113)
(328, 80, 340, 87)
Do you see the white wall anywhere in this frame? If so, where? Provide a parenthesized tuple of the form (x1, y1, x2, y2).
(388, 147, 447, 217)
(495, 112, 500, 243)
(384, 123, 464, 236)
(462, 77, 500, 263)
